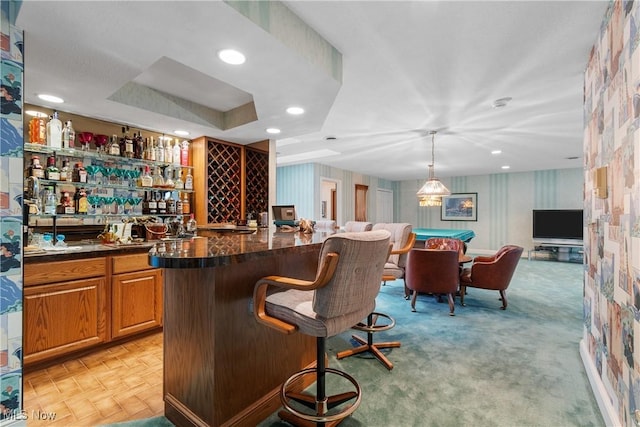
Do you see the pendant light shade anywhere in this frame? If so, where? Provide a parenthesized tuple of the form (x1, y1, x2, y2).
(417, 131, 450, 205)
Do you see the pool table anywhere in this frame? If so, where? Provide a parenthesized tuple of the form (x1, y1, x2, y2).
(413, 228, 476, 244)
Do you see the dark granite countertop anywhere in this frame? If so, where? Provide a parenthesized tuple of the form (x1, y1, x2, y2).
(23, 240, 157, 263)
(148, 228, 335, 269)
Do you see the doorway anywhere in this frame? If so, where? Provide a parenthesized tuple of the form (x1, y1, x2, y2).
(320, 178, 342, 225)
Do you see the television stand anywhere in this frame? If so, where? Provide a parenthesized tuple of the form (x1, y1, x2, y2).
(528, 241, 584, 263)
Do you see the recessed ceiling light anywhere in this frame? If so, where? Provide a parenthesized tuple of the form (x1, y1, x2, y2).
(492, 97, 512, 108)
(491, 150, 502, 155)
(37, 93, 64, 103)
(266, 128, 281, 134)
(25, 110, 48, 117)
(174, 130, 190, 136)
(501, 165, 511, 170)
(218, 49, 246, 65)
(286, 106, 305, 115)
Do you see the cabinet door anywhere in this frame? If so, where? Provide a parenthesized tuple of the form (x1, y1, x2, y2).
(112, 269, 163, 339)
(24, 277, 107, 365)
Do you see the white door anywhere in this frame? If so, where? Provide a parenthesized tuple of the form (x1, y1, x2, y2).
(376, 189, 393, 223)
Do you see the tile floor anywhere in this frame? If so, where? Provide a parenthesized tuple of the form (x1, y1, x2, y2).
(23, 332, 163, 426)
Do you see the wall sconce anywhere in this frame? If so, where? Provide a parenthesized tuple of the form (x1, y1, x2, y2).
(595, 166, 607, 199)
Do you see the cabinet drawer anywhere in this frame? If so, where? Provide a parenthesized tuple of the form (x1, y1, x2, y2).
(112, 253, 154, 274)
(24, 257, 106, 286)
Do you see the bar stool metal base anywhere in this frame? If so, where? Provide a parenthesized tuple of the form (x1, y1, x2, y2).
(280, 337, 362, 426)
(336, 312, 400, 370)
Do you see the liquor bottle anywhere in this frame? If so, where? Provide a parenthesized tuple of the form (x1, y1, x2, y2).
(74, 187, 88, 214)
(164, 138, 173, 164)
(72, 162, 88, 183)
(173, 139, 181, 166)
(158, 138, 166, 163)
(174, 168, 184, 190)
(29, 116, 46, 144)
(184, 169, 193, 190)
(62, 120, 75, 148)
(181, 192, 190, 215)
(180, 140, 189, 166)
(152, 166, 164, 188)
(121, 127, 134, 158)
(134, 132, 144, 159)
(157, 192, 167, 214)
(142, 192, 150, 214)
(167, 194, 176, 215)
(45, 156, 60, 180)
(108, 134, 120, 156)
(57, 191, 75, 214)
(148, 192, 158, 214)
(140, 165, 153, 187)
(149, 137, 156, 161)
(164, 167, 175, 189)
(186, 213, 197, 236)
(59, 159, 71, 181)
(176, 195, 183, 215)
(29, 155, 45, 178)
(46, 111, 63, 148)
(42, 186, 58, 215)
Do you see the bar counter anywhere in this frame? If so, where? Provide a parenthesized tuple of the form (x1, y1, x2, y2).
(148, 228, 334, 427)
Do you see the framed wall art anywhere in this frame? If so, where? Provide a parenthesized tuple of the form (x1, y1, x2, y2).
(441, 193, 477, 221)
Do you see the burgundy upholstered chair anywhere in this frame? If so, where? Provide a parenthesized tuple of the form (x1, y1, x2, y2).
(459, 245, 524, 310)
(405, 249, 460, 315)
(425, 237, 465, 256)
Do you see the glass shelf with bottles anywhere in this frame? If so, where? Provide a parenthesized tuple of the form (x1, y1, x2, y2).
(28, 187, 193, 218)
(26, 152, 194, 194)
(24, 142, 194, 171)
(32, 177, 194, 194)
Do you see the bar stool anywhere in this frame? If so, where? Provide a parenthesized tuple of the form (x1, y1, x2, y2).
(337, 223, 415, 370)
(253, 230, 391, 426)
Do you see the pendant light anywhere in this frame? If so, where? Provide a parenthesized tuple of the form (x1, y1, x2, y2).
(417, 131, 450, 206)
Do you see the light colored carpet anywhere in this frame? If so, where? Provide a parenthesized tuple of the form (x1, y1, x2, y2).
(99, 415, 174, 427)
(111, 256, 603, 427)
(259, 256, 603, 427)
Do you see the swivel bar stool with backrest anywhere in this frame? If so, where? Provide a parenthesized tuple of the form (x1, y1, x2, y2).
(253, 230, 391, 427)
(337, 223, 415, 370)
(343, 221, 373, 232)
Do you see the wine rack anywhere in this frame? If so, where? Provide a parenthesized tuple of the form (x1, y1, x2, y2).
(245, 148, 269, 218)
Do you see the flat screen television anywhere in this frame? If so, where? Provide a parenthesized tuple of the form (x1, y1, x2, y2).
(532, 209, 583, 244)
